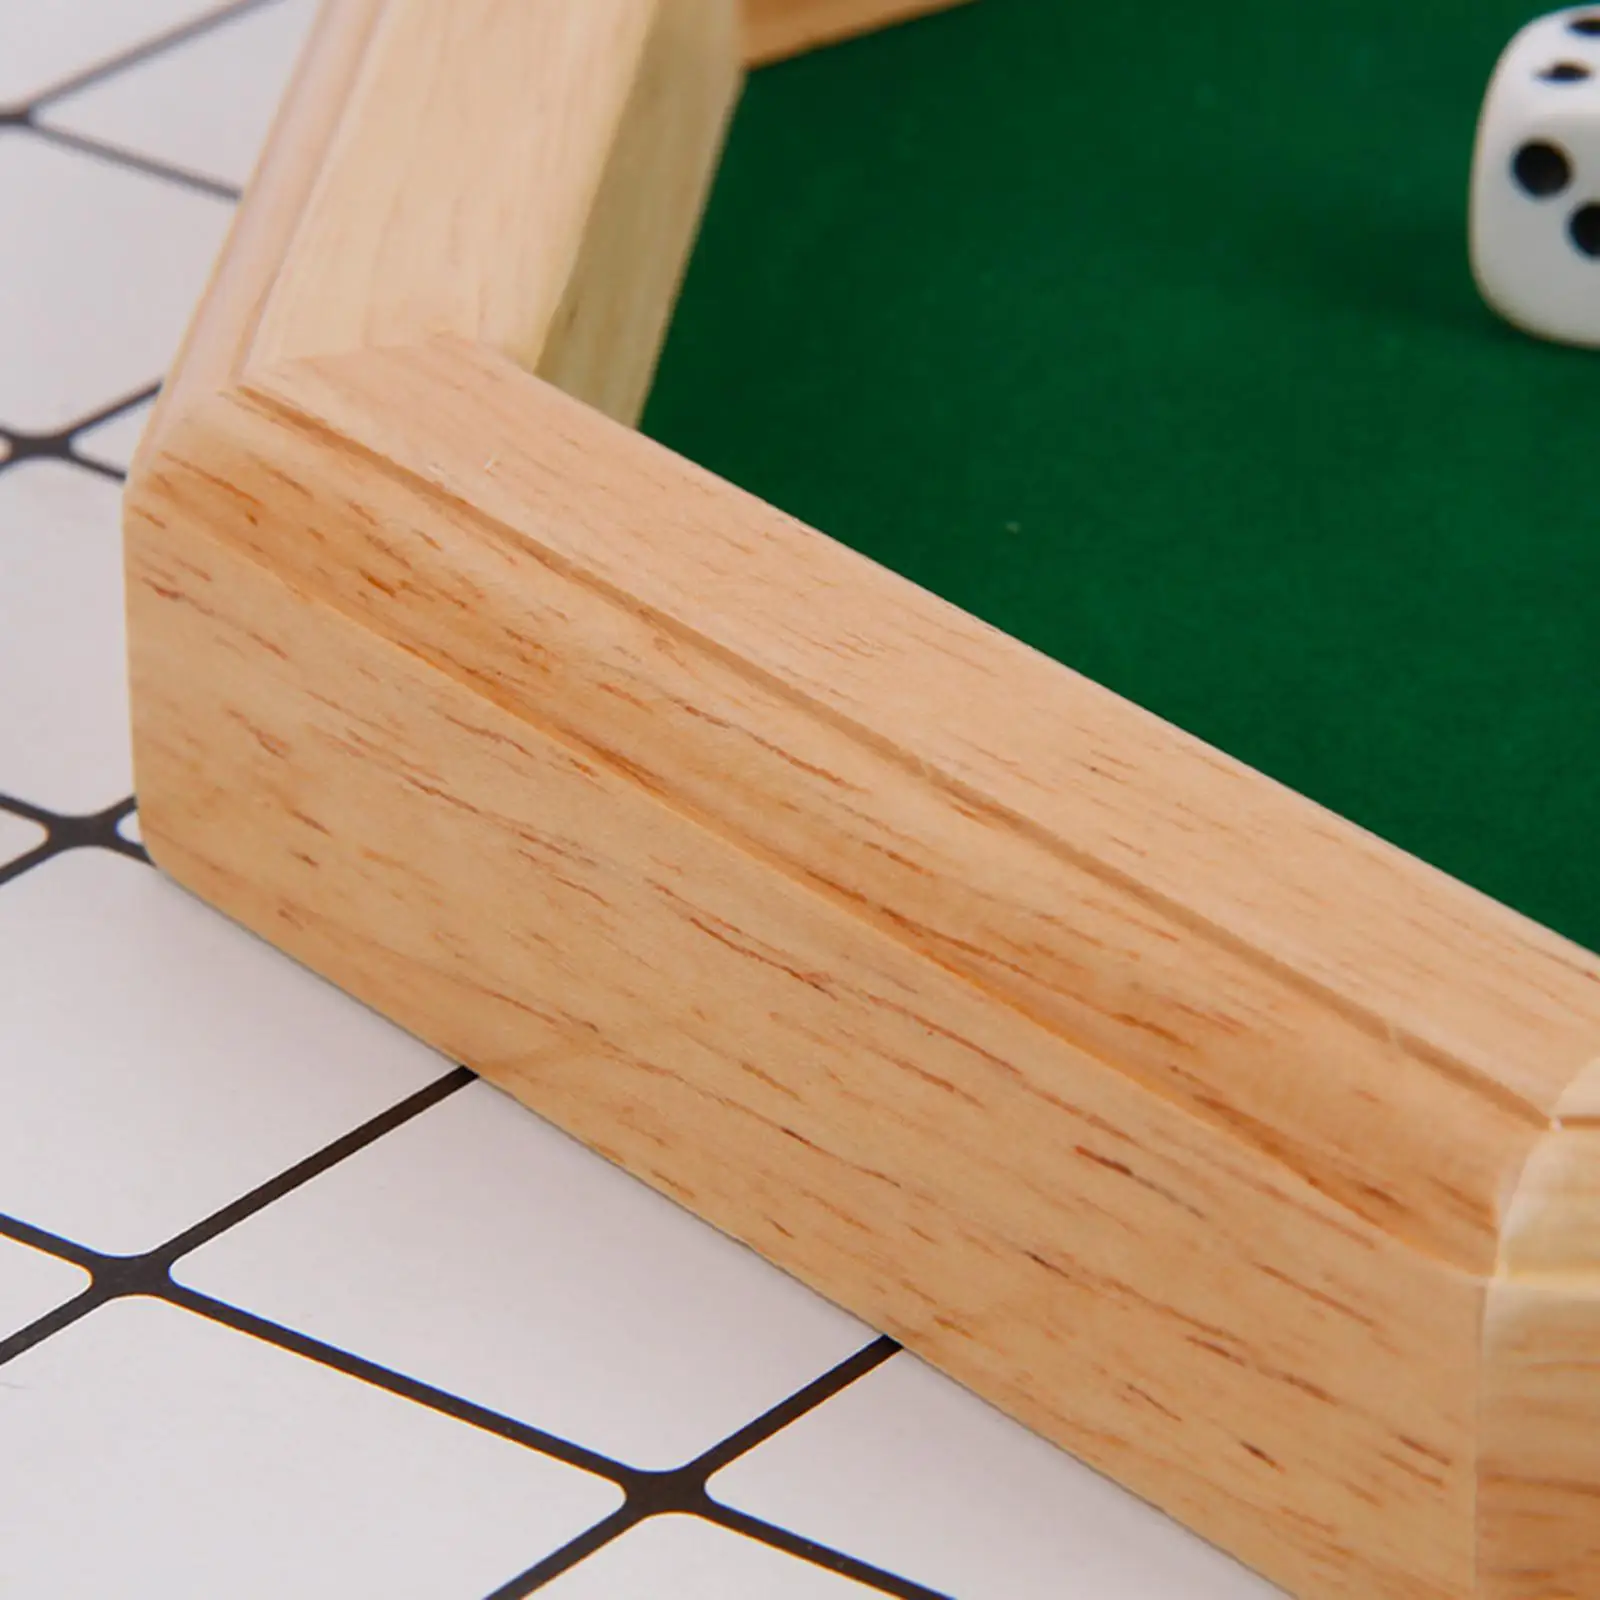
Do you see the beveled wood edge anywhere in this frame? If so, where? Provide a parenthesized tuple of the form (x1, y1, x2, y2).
(1555, 1054, 1600, 1123)
(130, 337, 1600, 1592)
(128, 333, 1600, 1281)
(139, 0, 742, 477)
(137, 0, 967, 475)
(138, 0, 386, 470)
(1482, 1129, 1600, 1596)
(127, 445, 1487, 1600)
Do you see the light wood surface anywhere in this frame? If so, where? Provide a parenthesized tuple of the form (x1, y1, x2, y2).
(743, 0, 974, 63)
(124, 3, 1600, 1596)
(1483, 1266, 1600, 1592)
(128, 338, 1600, 1600)
(1557, 1055, 1600, 1121)
(142, 0, 739, 467)
(184, 340, 1600, 1275)
(1485, 1076, 1600, 1595)
(141, 0, 387, 465)
(129, 358, 1482, 1600)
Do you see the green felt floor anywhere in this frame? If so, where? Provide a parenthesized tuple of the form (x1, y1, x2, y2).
(641, 0, 1600, 953)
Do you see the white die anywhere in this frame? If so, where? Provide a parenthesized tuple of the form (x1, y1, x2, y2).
(1471, 7, 1600, 345)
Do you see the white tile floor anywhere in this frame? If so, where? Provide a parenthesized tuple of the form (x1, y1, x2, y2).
(0, 4, 1289, 1596)
(0, 135, 230, 433)
(539, 1517, 882, 1598)
(0, 462, 134, 810)
(0, 1298, 621, 1600)
(178, 1080, 874, 1470)
(0, 851, 447, 1253)
(0, 1233, 90, 1341)
(0, 0, 226, 107)
(73, 394, 155, 474)
(0, 807, 48, 869)
(711, 1347, 1282, 1600)
(39, 0, 320, 190)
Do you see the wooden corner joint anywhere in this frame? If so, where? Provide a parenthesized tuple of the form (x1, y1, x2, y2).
(742, 0, 974, 63)
(1483, 1062, 1600, 1598)
(125, 4, 1600, 1597)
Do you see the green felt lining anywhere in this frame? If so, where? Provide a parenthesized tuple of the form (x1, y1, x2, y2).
(642, 0, 1600, 952)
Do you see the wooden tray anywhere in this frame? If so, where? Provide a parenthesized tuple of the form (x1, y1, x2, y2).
(123, 4, 1600, 1596)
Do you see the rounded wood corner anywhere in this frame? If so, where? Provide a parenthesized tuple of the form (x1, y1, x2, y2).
(1480, 1074, 1600, 1598)
(139, 0, 739, 484)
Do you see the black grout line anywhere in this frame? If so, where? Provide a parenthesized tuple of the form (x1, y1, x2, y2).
(167, 1283, 632, 1486)
(60, 450, 127, 484)
(69, 379, 163, 436)
(155, 1066, 477, 1265)
(0, 1284, 109, 1361)
(27, 121, 242, 203)
(707, 1504, 956, 1600)
(0, 1066, 475, 1368)
(0, 794, 148, 887)
(0, 792, 71, 829)
(689, 1334, 899, 1480)
(492, 1492, 952, 1600)
(24, 0, 281, 114)
(480, 1506, 643, 1597)
(486, 1337, 910, 1597)
(0, 841, 62, 890)
(0, 797, 942, 1597)
(0, 430, 83, 473)
(0, 382, 159, 484)
(0, 1151, 907, 1537)
(0, 1211, 103, 1273)
(1, 1132, 935, 1598)
(0, 1260, 110, 1367)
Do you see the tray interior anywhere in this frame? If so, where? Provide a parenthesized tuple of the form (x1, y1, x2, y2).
(643, 0, 1600, 952)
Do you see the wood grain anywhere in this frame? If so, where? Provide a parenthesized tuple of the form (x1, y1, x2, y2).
(1481, 1280, 1600, 1598)
(1502, 1127, 1600, 1277)
(123, 2, 1600, 1594)
(1489, 1044, 1600, 1599)
(138, 0, 387, 468)
(250, 340, 1600, 1275)
(143, 0, 739, 452)
(1485, 1099, 1600, 1598)
(1556, 1057, 1600, 1123)
(129, 388, 1482, 1600)
(743, 0, 975, 63)
(127, 342, 1600, 1597)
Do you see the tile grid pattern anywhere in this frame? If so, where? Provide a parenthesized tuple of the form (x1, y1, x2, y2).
(0, 4, 940, 1594)
(0, 1, 247, 203)
(0, 1070, 925, 1596)
(0, 383, 162, 488)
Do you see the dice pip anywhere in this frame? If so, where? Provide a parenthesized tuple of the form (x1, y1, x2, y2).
(1471, 8, 1600, 345)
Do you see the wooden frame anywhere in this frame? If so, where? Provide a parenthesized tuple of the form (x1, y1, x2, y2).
(124, 4, 1600, 1597)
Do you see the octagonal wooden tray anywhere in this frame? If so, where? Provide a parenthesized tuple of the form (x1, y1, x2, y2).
(123, 4, 1600, 1595)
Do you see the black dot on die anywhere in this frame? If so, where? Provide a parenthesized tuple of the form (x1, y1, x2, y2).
(1568, 202, 1600, 255)
(1513, 139, 1575, 196)
(1540, 60, 1593, 80)
(1569, 13, 1600, 33)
